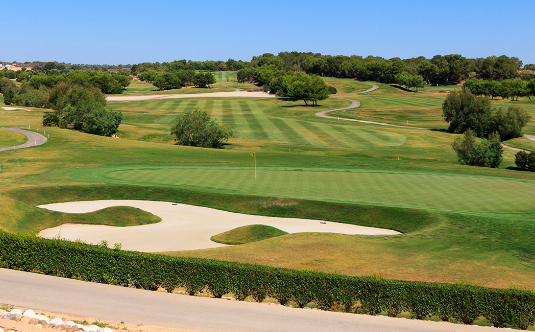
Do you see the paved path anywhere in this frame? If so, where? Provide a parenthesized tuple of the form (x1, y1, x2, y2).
(0, 269, 497, 332)
(524, 134, 535, 142)
(38, 200, 399, 252)
(0, 127, 46, 152)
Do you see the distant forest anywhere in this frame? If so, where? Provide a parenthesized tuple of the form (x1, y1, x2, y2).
(2, 52, 534, 86)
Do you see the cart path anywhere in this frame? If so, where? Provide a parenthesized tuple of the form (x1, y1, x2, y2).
(0, 127, 46, 152)
(524, 134, 535, 142)
(317, 82, 426, 130)
(0, 268, 498, 332)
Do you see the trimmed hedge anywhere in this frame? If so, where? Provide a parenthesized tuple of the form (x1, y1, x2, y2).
(1, 231, 534, 329)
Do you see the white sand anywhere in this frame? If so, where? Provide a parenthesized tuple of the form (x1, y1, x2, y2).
(37, 200, 400, 252)
(2, 107, 29, 111)
(107, 91, 275, 102)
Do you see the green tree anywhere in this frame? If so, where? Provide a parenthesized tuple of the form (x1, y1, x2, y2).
(442, 88, 492, 137)
(283, 73, 329, 106)
(452, 130, 502, 168)
(193, 72, 216, 88)
(515, 151, 535, 171)
(171, 109, 233, 148)
(492, 106, 531, 141)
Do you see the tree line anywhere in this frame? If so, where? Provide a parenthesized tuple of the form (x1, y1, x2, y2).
(237, 66, 332, 105)
(463, 78, 535, 100)
(0, 77, 121, 137)
(138, 70, 216, 90)
(442, 88, 531, 169)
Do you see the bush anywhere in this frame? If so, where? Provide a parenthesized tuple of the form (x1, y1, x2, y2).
(171, 109, 233, 148)
(442, 88, 530, 141)
(328, 85, 337, 94)
(42, 113, 60, 127)
(515, 151, 535, 171)
(451, 130, 503, 168)
(0, 230, 534, 329)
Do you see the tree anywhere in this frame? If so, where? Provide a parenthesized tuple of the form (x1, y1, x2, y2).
(515, 151, 535, 171)
(452, 130, 502, 168)
(153, 72, 181, 90)
(528, 79, 535, 100)
(171, 109, 233, 148)
(491, 106, 531, 141)
(442, 88, 493, 137)
(283, 73, 329, 106)
(193, 72, 216, 88)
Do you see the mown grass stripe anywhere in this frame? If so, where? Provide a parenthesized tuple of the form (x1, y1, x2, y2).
(221, 100, 236, 130)
(204, 99, 215, 117)
(269, 118, 309, 146)
(328, 125, 367, 148)
(238, 100, 270, 141)
(297, 120, 352, 149)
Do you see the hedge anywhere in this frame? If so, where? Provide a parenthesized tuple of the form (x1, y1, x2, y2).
(1, 231, 534, 329)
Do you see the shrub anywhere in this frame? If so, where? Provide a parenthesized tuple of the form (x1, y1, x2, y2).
(328, 85, 337, 94)
(171, 109, 233, 148)
(1, 230, 534, 329)
(515, 151, 535, 171)
(42, 113, 60, 127)
(451, 130, 502, 168)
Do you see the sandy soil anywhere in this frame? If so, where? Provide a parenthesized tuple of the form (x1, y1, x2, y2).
(37, 200, 400, 252)
(107, 91, 275, 102)
(0, 304, 194, 332)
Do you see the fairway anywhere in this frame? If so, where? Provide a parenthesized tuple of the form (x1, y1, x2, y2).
(112, 97, 407, 149)
(69, 166, 535, 214)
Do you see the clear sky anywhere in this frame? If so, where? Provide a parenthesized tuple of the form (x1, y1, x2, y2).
(2, 0, 534, 65)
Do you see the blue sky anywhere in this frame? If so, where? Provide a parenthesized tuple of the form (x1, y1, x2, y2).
(2, 0, 534, 65)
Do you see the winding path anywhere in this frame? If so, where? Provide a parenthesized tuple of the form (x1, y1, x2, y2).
(524, 134, 535, 142)
(316, 84, 426, 129)
(0, 127, 46, 152)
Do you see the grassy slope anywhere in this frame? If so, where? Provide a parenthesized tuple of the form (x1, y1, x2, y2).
(1, 78, 535, 289)
(0, 128, 27, 148)
(211, 224, 288, 245)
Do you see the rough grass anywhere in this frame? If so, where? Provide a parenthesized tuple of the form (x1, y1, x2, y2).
(0, 128, 27, 148)
(210, 224, 288, 245)
(504, 136, 535, 152)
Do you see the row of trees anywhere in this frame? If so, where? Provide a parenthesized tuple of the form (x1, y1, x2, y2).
(131, 59, 247, 74)
(394, 73, 425, 91)
(237, 66, 331, 105)
(0, 77, 121, 137)
(144, 71, 216, 90)
(4, 68, 132, 95)
(442, 88, 530, 141)
(463, 78, 535, 100)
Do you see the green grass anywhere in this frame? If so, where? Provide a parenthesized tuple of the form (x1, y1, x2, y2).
(63, 165, 535, 216)
(504, 136, 535, 152)
(211, 224, 288, 245)
(2, 77, 535, 290)
(0, 128, 27, 148)
(212, 71, 237, 83)
(326, 81, 535, 134)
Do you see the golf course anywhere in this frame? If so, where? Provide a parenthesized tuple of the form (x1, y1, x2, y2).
(1, 74, 535, 292)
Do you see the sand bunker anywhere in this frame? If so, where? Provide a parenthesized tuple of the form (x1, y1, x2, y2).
(107, 91, 275, 102)
(38, 200, 400, 252)
(2, 107, 30, 111)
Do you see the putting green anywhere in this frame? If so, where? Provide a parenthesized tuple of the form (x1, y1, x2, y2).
(73, 166, 535, 214)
